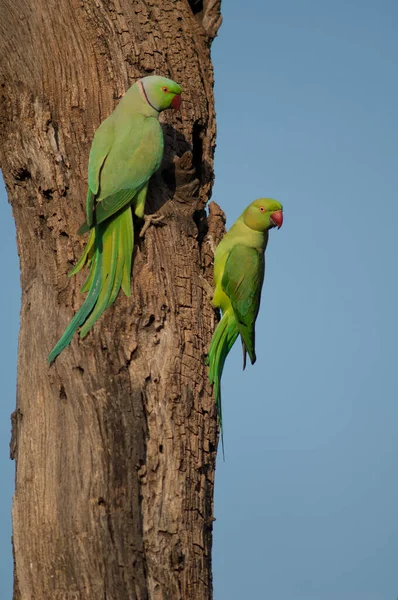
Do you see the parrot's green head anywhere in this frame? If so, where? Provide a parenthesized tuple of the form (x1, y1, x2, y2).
(243, 198, 284, 232)
(140, 75, 182, 112)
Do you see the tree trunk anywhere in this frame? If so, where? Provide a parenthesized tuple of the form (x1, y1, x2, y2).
(0, 1, 223, 598)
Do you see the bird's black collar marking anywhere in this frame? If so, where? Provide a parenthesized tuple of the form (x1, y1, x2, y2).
(139, 80, 159, 113)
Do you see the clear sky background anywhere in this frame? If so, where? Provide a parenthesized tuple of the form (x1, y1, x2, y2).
(1, 0, 397, 598)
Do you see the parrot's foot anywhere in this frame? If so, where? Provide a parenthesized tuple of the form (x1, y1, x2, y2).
(200, 275, 214, 302)
(206, 235, 217, 256)
(139, 213, 165, 238)
(200, 276, 218, 331)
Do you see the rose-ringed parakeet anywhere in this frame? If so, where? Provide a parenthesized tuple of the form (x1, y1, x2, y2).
(206, 198, 283, 445)
(48, 75, 182, 363)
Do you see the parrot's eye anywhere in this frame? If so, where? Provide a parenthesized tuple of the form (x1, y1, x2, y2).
(162, 87, 169, 93)
(259, 206, 265, 212)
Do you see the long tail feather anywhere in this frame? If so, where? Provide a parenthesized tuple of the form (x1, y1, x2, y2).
(69, 228, 96, 278)
(206, 310, 239, 456)
(48, 206, 134, 363)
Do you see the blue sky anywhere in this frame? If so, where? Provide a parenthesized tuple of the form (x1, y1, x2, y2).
(1, 0, 398, 598)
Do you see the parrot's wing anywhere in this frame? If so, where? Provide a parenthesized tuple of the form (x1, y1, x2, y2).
(80, 116, 162, 233)
(86, 116, 115, 226)
(222, 245, 265, 366)
(77, 188, 137, 235)
(91, 188, 137, 226)
(88, 117, 115, 196)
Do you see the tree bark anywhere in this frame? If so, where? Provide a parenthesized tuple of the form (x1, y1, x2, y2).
(0, 1, 223, 598)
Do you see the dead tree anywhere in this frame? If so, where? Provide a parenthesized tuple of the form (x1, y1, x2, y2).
(0, 0, 223, 598)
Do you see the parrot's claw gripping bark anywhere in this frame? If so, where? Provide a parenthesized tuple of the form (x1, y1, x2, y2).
(200, 275, 214, 303)
(206, 235, 217, 256)
(199, 276, 218, 331)
(139, 213, 165, 238)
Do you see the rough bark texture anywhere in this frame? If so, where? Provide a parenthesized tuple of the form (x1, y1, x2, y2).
(0, 1, 224, 598)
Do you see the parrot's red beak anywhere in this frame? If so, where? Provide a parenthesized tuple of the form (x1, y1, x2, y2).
(270, 210, 283, 229)
(171, 94, 181, 110)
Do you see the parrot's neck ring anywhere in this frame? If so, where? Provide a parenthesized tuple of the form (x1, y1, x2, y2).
(139, 80, 159, 113)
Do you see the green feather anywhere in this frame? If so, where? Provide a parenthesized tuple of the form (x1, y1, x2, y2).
(78, 189, 137, 235)
(48, 252, 103, 364)
(80, 259, 96, 294)
(48, 206, 134, 363)
(78, 218, 118, 338)
(86, 188, 96, 228)
(206, 311, 239, 456)
(120, 206, 133, 297)
(69, 228, 96, 277)
(222, 245, 264, 365)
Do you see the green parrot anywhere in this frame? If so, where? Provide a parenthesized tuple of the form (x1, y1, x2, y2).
(48, 75, 182, 363)
(206, 198, 283, 445)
